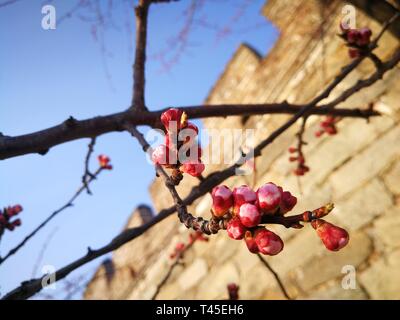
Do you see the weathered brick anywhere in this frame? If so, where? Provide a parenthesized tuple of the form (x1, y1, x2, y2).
(177, 258, 208, 292)
(330, 126, 400, 199)
(195, 262, 239, 299)
(294, 231, 372, 291)
(360, 249, 400, 299)
(300, 279, 368, 299)
(372, 207, 400, 250)
(331, 179, 393, 230)
(383, 160, 400, 195)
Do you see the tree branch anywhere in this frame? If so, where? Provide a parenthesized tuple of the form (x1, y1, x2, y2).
(131, 0, 151, 111)
(0, 105, 379, 161)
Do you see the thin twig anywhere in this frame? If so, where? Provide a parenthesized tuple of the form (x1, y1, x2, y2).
(257, 253, 292, 300)
(151, 240, 194, 300)
(82, 137, 97, 194)
(0, 167, 103, 265)
(31, 227, 59, 278)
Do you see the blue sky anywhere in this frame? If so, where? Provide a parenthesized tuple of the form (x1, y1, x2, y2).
(0, 0, 278, 298)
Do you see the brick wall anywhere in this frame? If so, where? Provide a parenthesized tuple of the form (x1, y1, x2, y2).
(85, 0, 400, 300)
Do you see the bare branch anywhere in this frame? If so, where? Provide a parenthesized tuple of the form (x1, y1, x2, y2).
(0, 105, 379, 161)
(0, 0, 21, 9)
(131, 0, 151, 110)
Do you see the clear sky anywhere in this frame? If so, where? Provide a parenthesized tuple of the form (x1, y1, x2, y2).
(0, 0, 278, 298)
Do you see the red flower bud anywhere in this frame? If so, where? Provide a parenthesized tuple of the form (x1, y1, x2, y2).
(98, 155, 112, 170)
(12, 218, 21, 227)
(346, 29, 358, 44)
(315, 130, 323, 138)
(161, 108, 183, 132)
(244, 230, 259, 253)
(256, 183, 281, 214)
(311, 219, 349, 251)
(175, 242, 185, 252)
(183, 122, 199, 135)
(278, 188, 297, 214)
(232, 185, 257, 215)
(227, 283, 239, 300)
(349, 48, 360, 59)
(6, 223, 15, 231)
(7, 204, 23, 217)
(288, 147, 297, 153)
(324, 126, 337, 135)
(180, 161, 205, 177)
(226, 217, 247, 240)
(357, 27, 372, 46)
(254, 227, 284, 256)
(238, 203, 261, 228)
(211, 185, 233, 217)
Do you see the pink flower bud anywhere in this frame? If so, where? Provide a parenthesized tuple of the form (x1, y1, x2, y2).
(211, 185, 233, 217)
(226, 217, 246, 240)
(256, 183, 281, 214)
(180, 161, 205, 177)
(254, 227, 284, 256)
(311, 219, 349, 252)
(244, 230, 259, 253)
(238, 203, 261, 228)
(232, 185, 257, 214)
(151, 144, 176, 166)
(161, 108, 183, 132)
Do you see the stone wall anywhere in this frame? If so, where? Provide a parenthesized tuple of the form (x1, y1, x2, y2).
(85, 0, 400, 300)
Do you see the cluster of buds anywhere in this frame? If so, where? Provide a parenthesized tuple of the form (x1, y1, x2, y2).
(339, 23, 372, 59)
(227, 283, 239, 300)
(211, 184, 350, 254)
(212, 183, 297, 256)
(98, 155, 113, 170)
(0, 205, 23, 233)
(152, 108, 205, 180)
(315, 116, 338, 138)
(288, 146, 309, 176)
(169, 231, 208, 260)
